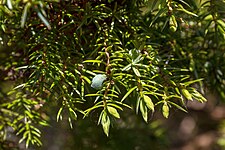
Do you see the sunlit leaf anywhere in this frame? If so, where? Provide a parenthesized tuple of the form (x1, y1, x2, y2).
(7, 0, 12, 9)
(21, 2, 31, 28)
(83, 60, 103, 63)
(36, 10, 51, 30)
(56, 107, 63, 122)
(107, 106, 120, 118)
(69, 108, 77, 120)
(140, 99, 148, 122)
(168, 101, 187, 113)
(101, 110, 110, 136)
(132, 67, 141, 77)
(177, 4, 198, 17)
(162, 102, 169, 118)
(143, 95, 154, 111)
(121, 86, 137, 102)
(181, 88, 192, 101)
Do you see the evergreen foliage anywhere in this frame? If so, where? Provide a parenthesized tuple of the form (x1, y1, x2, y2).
(0, 0, 224, 148)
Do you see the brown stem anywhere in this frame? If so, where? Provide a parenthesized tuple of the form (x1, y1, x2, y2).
(103, 82, 111, 109)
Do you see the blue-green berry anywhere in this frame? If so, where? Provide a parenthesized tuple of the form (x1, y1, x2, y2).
(91, 74, 107, 90)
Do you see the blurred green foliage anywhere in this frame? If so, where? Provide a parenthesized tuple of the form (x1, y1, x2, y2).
(0, 0, 224, 149)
